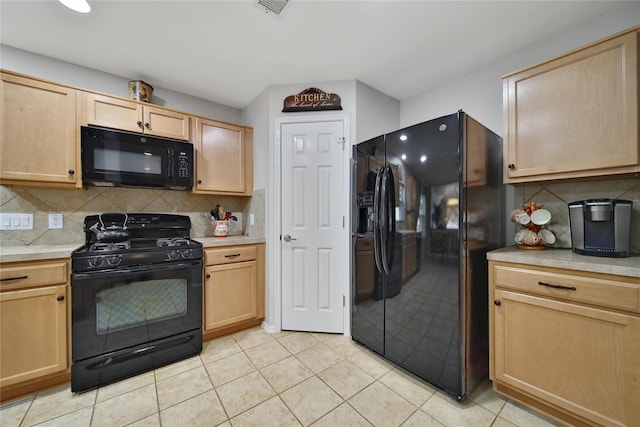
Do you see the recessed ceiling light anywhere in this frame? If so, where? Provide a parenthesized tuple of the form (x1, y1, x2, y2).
(401, 154, 406, 160)
(420, 155, 427, 163)
(59, 0, 91, 13)
(400, 135, 407, 141)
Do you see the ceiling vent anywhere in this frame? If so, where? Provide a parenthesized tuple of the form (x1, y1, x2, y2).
(259, 0, 288, 15)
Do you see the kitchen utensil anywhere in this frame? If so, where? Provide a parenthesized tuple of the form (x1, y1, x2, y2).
(89, 212, 130, 243)
(212, 220, 229, 237)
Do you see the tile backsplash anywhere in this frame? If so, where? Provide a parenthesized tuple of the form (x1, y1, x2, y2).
(511, 177, 639, 254)
(0, 186, 265, 247)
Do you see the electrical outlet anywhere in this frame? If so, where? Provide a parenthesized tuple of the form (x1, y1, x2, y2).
(0, 213, 34, 230)
(49, 213, 64, 229)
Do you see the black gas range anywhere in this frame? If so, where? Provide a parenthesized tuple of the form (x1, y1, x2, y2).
(70, 213, 203, 392)
(72, 213, 203, 272)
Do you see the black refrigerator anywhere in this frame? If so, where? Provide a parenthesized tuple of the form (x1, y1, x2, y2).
(351, 111, 503, 400)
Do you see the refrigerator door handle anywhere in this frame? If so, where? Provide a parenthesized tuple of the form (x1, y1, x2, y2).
(381, 166, 396, 275)
(373, 167, 384, 273)
(379, 166, 389, 275)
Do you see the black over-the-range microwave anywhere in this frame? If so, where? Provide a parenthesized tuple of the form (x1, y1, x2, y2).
(81, 126, 194, 190)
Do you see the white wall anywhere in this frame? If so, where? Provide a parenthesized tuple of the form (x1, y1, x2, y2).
(400, 2, 640, 135)
(355, 81, 400, 144)
(0, 45, 242, 123)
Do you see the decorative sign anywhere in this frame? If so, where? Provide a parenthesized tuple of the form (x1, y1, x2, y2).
(282, 87, 342, 112)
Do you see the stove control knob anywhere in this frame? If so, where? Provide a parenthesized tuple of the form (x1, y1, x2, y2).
(107, 255, 123, 266)
(180, 249, 192, 258)
(167, 250, 179, 260)
(88, 257, 104, 268)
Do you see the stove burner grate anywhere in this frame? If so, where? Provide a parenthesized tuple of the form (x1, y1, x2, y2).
(156, 237, 191, 247)
(89, 241, 131, 252)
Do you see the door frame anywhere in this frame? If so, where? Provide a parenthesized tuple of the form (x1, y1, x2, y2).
(270, 113, 351, 335)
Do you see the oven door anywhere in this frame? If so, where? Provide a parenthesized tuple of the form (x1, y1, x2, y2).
(71, 260, 202, 362)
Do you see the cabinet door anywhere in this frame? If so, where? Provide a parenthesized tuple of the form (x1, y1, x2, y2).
(503, 29, 639, 183)
(194, 118, 253, 195)
(204, 260, 257, 331)
(86, 93, 190, 140)
(493, 289, 640, 427)
(1, 73, 79, 187)
(86, 93, 143, 134)
(142, 105, 189, 140)
(0, 285, 68, 387)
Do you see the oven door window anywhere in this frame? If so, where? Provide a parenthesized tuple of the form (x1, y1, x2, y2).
(96, 278, 187, 334)
(72, 261, 202, 362)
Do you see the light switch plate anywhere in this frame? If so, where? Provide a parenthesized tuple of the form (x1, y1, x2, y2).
(49, 213, 64, 229)
(0, 213, 34, 230)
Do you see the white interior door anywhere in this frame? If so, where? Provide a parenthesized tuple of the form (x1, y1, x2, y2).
(281, 120, 345, 333)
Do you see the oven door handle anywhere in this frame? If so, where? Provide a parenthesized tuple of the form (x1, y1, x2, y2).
(71, 260, 202, 280)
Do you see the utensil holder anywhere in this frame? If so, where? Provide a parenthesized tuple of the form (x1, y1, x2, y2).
(212, 220, 229, 237)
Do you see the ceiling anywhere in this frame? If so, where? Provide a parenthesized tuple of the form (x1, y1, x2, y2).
(0, 0, 626, 110)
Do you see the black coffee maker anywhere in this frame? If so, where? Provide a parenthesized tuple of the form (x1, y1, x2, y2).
(568, 199, 632, 257)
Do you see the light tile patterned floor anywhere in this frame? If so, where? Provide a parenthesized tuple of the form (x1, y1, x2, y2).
(0, 327, 562, 427)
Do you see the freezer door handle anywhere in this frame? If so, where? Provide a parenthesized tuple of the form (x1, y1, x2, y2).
(373, 167, 384, 273)
(380, 166, 396, 275)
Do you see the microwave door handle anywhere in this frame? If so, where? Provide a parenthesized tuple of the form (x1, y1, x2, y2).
(167, 147, 174, 178)
(373, 167, 384, 274)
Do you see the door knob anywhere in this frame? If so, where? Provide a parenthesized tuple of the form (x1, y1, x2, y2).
(282, 234, 297, 242)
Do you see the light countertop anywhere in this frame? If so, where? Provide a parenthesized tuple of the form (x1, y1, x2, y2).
(0, 236, 266, 263)
(487, 246, 640, 279)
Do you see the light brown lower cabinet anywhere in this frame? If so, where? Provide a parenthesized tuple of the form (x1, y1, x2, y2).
(0, 260, 70, 402)
(489, 261, 640, 427)
(203, 244, 265, 340)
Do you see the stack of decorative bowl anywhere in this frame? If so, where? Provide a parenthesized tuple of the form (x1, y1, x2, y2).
(510, 202, 556, 250)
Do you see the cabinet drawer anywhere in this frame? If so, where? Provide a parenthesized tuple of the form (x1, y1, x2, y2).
(493, 263, 640, 313)
(0, 261, 68, 291)
(205, 246, 257, 265)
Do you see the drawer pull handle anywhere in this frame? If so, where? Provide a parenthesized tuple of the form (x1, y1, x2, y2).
(538, 281, 576, 291)
(225, 254, 241, 258)
(1, 275, 28, 282)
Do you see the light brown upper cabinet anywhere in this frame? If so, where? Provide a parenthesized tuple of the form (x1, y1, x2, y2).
(503, 27, 639, 183)
(85, 93, 190, 141)
(193, 117, 253, 196)
(0, 72, 80, 188)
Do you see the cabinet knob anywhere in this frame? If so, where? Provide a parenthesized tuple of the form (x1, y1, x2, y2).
(56, 295, 65, 302)
(137, 120, 143, 127)
(144, 122, 150, 128)
(68, 169, 75, 175)
(507, 163, 516, 170)
(494, 299, 501, 306)
(197, 179, 202, 184)
(206, 273, 211, 279)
